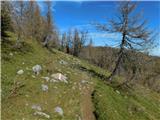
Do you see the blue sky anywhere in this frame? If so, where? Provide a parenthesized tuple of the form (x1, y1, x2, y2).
(38, 1, 160, 56)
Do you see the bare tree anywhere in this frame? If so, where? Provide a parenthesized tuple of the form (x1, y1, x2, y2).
(45, 1, 53, 34)
(73, 29, 80, 56)
(66, 29, 73, 54)
(43, 1, 59, 49)
(88, 38, 93, 59)
(72, 29, 87, 57)
(25, 1, 37, 39)
(95, 1, 155, 81)
(11, 1, 27, 46)
(80, 30, 88, 47)
(61, 32, 67, 52)
(32, 4, 50, 42)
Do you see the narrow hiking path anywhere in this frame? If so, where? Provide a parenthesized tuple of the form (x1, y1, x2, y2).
(77, 72, 96, 120)
(81, 87, 96, 120)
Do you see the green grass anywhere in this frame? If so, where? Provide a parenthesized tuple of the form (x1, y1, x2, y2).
(2, 32, 160, 120)
(1, 32, 90, 119)
(93, 81, 160, 120)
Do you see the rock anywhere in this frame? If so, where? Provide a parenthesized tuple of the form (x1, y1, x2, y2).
(17, 69, 24, 75)
(59, 60, 68, 65)
(116, 90, 120, 94)
(32, 65, 42, 75)
(99, 94, 102, 97)
(76, 115, 81, 120)
(114, 110, 117, 113)
(90, 82, 94, 85)
(25, 94, 29, 97)
(31, 104, 42, 111)
(41, 84, 48, 91)
(25, 103, 29, 106)
(26, 67, 29, 70)
(137, 107, 144, 112)
(81, 80, 89, 84)
(34, 111, 50, 119)
(32, 75, 36, 78)
(51, 73, 68, 83)
(9, 52, 13, 56)
(42, 34, 54, 47)
(79, 87, 82, 91)
(41, 77, 50, 82)
(54, 106, 63, 116)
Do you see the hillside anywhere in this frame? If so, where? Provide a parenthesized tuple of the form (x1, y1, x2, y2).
(80, 46, 160, 93)
(1, 32, 160, 120)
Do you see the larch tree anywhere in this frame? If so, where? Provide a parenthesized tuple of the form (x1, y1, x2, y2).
(66, 29, 73, 54)
(80, 30, 88, 50)
(25, 1, 37, 39)
(61, 32, 67, 52)
(10, 1, 28, 47)
(45, 1, 53, 34)
(43, 1, 59, 48)
(72, 29, 88, 57)
(88, 38, 94, 61)
(95, 1, 155, 81)
(34, 4, 44, 41)
(73, 29, 81, 57)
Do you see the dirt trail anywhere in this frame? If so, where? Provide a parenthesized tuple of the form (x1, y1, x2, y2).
(80, 86, 96, 120)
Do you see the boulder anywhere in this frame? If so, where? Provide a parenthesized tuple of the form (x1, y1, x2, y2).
(54, 106, 63, 116)
(41, 84, 48, 91)
(17, 69, 24, 75)
(32, 65, 42, 75)
(51, 73, 68, 83)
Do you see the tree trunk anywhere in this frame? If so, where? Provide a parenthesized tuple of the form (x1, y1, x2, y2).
(108, 33, 126, 81)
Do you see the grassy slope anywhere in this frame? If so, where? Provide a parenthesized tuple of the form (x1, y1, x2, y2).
(1, 32, 160, 120)
(93, 82, 160, 120)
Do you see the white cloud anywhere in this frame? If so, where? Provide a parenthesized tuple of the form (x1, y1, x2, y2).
(89, 32, 121, 40)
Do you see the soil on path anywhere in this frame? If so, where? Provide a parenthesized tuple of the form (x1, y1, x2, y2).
(80, 85, 96, 120)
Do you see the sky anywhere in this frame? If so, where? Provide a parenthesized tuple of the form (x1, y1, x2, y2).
(38, 1, 160, 56)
